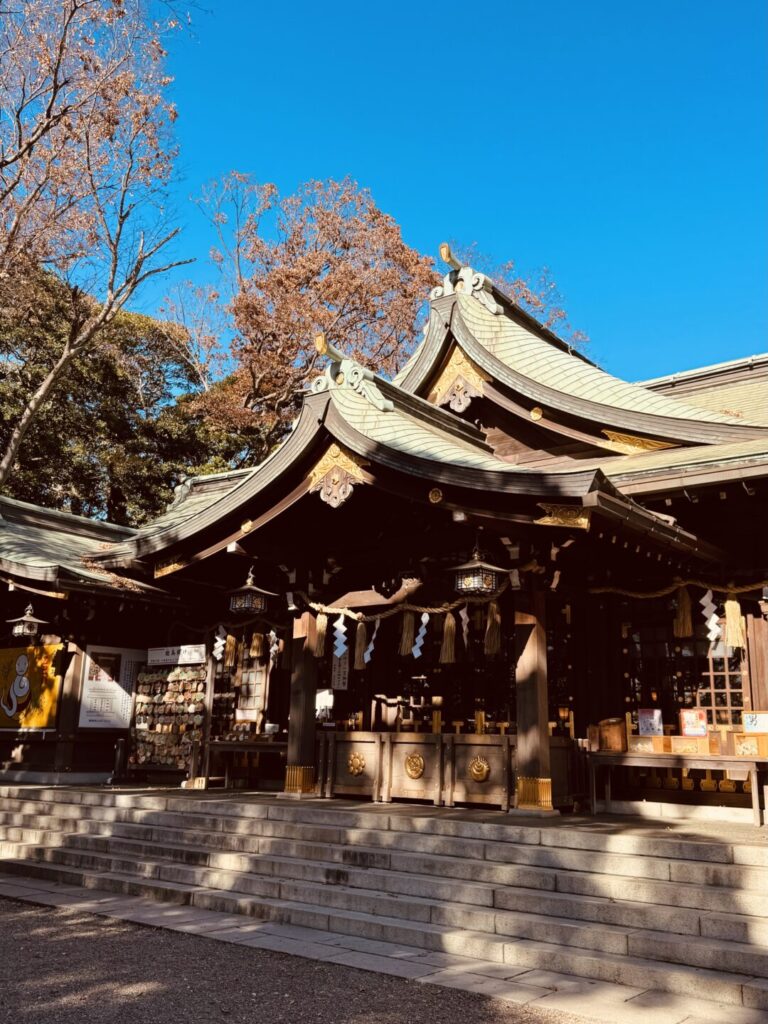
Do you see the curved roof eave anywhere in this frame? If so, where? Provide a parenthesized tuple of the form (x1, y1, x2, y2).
(451, 298, 768, 444)
(395, 292, 768, 445)
(94, 393, 333, 566)
(323, 400, 608, 498)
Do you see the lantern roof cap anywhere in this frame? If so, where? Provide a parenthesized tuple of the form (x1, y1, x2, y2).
(448, 552, 511, 574)
(232, 568, 278, 597)
(6, 603, 48, 625)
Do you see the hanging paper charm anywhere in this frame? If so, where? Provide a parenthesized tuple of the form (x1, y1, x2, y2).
(268, 629, 280, 662)
(363, 617, 380, 664)
(212, 625, 227, 662)
(333, 614, 348, 658)
(459, 605, 470, 647)
(699, 589, 722, 642)
(412, 612, 430, 659)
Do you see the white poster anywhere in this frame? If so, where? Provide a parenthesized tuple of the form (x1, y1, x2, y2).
(78, 646, 145, 729)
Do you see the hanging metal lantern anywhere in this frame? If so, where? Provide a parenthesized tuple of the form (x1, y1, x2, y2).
(229, 567, 276, 615)
(7, 603, 47, 639)
(449, 548, 509, 596)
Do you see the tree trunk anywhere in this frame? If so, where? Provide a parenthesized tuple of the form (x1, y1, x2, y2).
(0, 346, 76, 487)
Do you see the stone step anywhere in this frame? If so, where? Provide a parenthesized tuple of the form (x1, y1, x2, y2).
(65, 811, 768, 903)
(500, 939, 768, 1010)
(550, 864, 768, 917)
(67, 827, 768, 928)
(10, 830, 768, 985)
(2, 786, 760, 864)
(4, 853, 768, 1010)
(11, 839, 502, 909)
(14, 819, 766, 947)
(5, 805, 768, 905)
(7, 808, 768, 926)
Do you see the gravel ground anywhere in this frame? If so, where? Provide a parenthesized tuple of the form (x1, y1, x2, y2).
(0, 897, 587, 1024)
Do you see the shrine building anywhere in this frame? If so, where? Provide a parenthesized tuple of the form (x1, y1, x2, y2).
(2, 246, 768, 823)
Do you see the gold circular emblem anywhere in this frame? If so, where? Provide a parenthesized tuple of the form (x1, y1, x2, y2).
(428, 488, 443, 504)
(241, 519, 253, 533)
(530, 406, 544, 421)
(469, 755, 491, 783)
(347, 752, 365, 776)
(404, 753, 425, 779)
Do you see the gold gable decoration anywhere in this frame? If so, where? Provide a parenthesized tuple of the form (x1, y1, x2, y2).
(535, 504, 592, 530)
(428, 347, 490, 413)
(601, 430, 676, 455)
(309, 444, 369, 509)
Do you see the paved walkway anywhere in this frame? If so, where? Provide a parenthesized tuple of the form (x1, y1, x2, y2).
(2, 871, 766, 1023)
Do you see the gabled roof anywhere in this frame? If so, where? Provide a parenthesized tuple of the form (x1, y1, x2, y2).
(396, 263, 768, 446)
(641, 353, 768, 426)
(0, 496, 168, 596)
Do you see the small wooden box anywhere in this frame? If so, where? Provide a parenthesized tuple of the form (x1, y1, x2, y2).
(652, 735, 672, 753)
(670, 735, 710, 755)
(733, 734, 768, 757)
(587, 724, 600, 752)
(628, 735, 655, 753)
(598, 719, 627, 752)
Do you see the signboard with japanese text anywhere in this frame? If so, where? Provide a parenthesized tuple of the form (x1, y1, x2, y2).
(331, 650, 349, 690)
(147, 644, 206, 667)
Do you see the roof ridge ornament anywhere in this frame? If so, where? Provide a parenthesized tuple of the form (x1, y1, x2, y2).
(310, 333, 394, 412)
(430, 242, 504, 315)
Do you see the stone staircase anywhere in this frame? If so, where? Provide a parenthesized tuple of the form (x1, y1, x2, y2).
(2, 786, 768, 1011)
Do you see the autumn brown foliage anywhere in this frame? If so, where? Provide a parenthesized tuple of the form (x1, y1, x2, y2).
(191, 173, 436, 455)
(0, 0, 187, 486)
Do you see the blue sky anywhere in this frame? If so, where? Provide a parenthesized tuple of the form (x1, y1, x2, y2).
(150, 0, 767, 381)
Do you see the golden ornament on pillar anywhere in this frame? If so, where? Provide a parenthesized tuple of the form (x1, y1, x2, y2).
(404, 752, 425, 779)
(347, 751, 366, 776)
(468, 755, 491, 782)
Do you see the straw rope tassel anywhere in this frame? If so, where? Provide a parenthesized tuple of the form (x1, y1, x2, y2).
(399, 610, 415, 656)
(250, 632, 265, 658)
(673, 586, 693, 638)
(440, 611, 456, 664)
(224, 633, 237, 668)
(724, 594, 745, 648)
(354, 620, 368, 670)
(313, 612, 328, 658)
(484, 600, 502, 656)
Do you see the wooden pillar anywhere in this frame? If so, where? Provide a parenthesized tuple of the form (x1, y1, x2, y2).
(746, 607, 768, 711)
(515, 589, 553, 810)
(283, 612, 317, 796)
(53, 643, 83, 772)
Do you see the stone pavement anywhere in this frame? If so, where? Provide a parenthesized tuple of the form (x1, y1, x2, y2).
(2, 870, 766, 1024)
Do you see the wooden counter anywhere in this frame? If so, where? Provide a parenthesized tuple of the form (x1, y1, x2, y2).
(205, 739, 287, 788)
(588, 751, 768, 826)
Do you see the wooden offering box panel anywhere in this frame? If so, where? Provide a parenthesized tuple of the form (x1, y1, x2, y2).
(318, 731, 517, 809)
(384, 733, 443, 804)
(734, 734, 768, 758)
(444, 734, 514, 808)
(323, 733, 380, 798)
